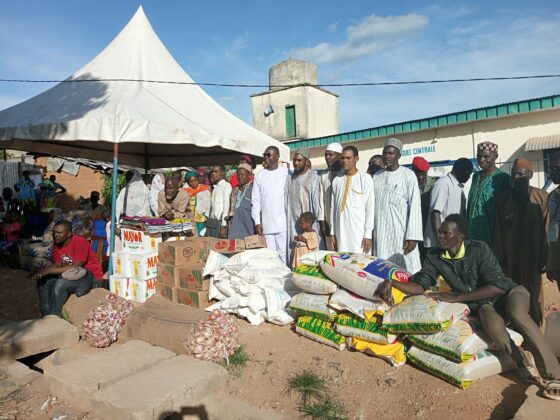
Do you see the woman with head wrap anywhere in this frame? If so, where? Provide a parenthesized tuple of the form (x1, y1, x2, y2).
(228, 163, 255, 239)
(116, 170, 151, 218)
(184, 171, 211, 236)
(149, 173, 165, 216)
(229, 154, 256, 188)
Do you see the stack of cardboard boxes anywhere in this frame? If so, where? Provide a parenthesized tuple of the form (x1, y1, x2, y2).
(156, 235, 266, 308)
(109, 228, 162, 303)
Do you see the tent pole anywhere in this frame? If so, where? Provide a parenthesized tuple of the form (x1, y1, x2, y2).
(107, 143, 119, 279)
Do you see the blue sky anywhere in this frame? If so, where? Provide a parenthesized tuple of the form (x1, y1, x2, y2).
(1, 0, 559, 133)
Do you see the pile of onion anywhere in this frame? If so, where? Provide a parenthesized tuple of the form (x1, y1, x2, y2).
(81, 293, 134, 348)
(184, 310, 240, 362)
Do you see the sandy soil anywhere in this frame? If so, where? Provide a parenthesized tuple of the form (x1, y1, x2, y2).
(1, 267, 559, 419)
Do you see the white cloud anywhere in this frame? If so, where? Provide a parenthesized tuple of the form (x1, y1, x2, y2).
(328, 21, 339, 33)
(290, 13, 428, 64)
(347, 14, 428, 41)
(331, 14, 560, 131)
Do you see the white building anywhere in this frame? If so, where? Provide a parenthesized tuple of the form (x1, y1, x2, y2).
(285, 94, 560, 189)
(251, 59, 339, 142)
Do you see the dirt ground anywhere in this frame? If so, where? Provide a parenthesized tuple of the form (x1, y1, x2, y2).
(1, 266, 559, 420)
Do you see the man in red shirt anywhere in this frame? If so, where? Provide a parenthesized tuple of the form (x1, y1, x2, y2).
(30, 220, 103, 317)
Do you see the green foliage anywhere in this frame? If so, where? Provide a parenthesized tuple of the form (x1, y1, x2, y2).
(102, 173, 126, 207)
(228, 345, 249, 367)
(300, 397, 348, 420)
(286, 370, 348, 420)
(286, 370, 328, 403)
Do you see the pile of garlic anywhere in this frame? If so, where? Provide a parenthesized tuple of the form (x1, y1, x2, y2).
(81, 293, 134, 348)
(185, 310, 240, 363)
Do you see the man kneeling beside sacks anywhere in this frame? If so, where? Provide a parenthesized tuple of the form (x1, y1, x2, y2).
(29, 220, 103, 317)
(376, 214, 560, 401)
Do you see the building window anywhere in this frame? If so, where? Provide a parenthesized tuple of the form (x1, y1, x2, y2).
(285, 105, 296, 138)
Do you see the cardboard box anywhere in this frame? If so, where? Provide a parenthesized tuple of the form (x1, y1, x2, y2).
(130, 278, 157, 303)
(112, 252, 131, 277)
(204, 238, 245, 254)
(109, 276, 131, 300)
(157, 262, 180, 287)
(176, 287, 210, 308)
(129, 252, 159, 281)
(121, 228, 163, 253)
(158, 240, 209, 266)
(177, 264, 209, 291)
(155, 282, 176, 302)
(244, 234, 267, 249)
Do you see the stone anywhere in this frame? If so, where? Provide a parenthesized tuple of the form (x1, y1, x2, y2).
(62, 288, 110, 327)
(34, 342, 101, 371)
(90, 355, 228, 420)
(0, 360, 41, 398)
(200, 395, 284, 420)
(0, 316, 79, 361)
(513, 384, 559, 419)
(44, 340, 174, 408)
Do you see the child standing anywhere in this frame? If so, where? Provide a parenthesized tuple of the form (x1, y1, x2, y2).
(292, 212, 319, 268)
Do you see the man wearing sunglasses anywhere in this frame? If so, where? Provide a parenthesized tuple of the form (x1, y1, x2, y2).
(251, 146, 290, 263)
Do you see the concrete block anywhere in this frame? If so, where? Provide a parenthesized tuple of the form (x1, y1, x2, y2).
(44, 340, 174, 407)
(513, 384, 559, 419)
(35, 342, 101, 371)
(91, 355, 228, 420)
(0, 360, 41, 398)
(62, 287, 110, 327)
(0, 316, 79, 361)
(202, 395, 283, 420)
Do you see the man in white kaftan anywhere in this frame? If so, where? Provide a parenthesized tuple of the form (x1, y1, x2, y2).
(318, 142, 343, 250)
(330, 146, 375, 254)
(373, 138, 423, 273)
(252, 146, 289, 263)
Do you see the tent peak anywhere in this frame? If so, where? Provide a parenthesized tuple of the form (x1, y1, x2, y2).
(128, 5, 150, 27)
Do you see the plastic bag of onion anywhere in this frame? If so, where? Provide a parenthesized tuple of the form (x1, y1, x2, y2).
(184, 310, 241, 362)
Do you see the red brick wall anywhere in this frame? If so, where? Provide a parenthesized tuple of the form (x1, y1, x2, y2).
(36, 157, 106, 211)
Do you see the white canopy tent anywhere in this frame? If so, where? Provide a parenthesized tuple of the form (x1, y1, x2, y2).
(0, 6, 289, 167)
(0, 6, 289, 269)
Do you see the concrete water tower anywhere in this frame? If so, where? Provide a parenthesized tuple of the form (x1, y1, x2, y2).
(251, 59, 339, 142)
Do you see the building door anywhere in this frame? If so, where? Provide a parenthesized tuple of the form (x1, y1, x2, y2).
(285, 105, 296, 138)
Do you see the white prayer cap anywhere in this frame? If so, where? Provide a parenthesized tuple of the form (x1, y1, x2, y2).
(384, 138, 403, 151)
(326, 142, 343, 153)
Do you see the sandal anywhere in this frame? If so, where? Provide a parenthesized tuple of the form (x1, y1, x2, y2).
(543, 380, 560, 401)
(517, 350, 542, 384)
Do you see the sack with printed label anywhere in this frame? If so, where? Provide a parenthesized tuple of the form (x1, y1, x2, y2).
(407, 319, 524, 362)
(346, 337, 406, 366)
(295, 316, 346, 351)
(320, 253, 411, 299)
(298, 251, 336, 267)
(382, 295, 469, 334)
(328, 288, 405, 319)
(407, 346, 516, 388)
(289, 293, 338, 322)
(334, 313, 397, 344)
(292, 265, 338, 295)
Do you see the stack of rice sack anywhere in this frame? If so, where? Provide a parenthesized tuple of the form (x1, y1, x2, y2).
(205, 248, 295, 326)
(382, 294, 523, 388)
(290, 252, 411, 366)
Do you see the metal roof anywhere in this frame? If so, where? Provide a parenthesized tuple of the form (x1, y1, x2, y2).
(286, 94, 560, 150)
(525, 133, 560, 151)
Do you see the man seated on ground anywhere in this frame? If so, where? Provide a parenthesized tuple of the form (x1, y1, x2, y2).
(376, 214, 560, 401)
(29, 220, 103, 318)
(158, 177, 190, 221)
